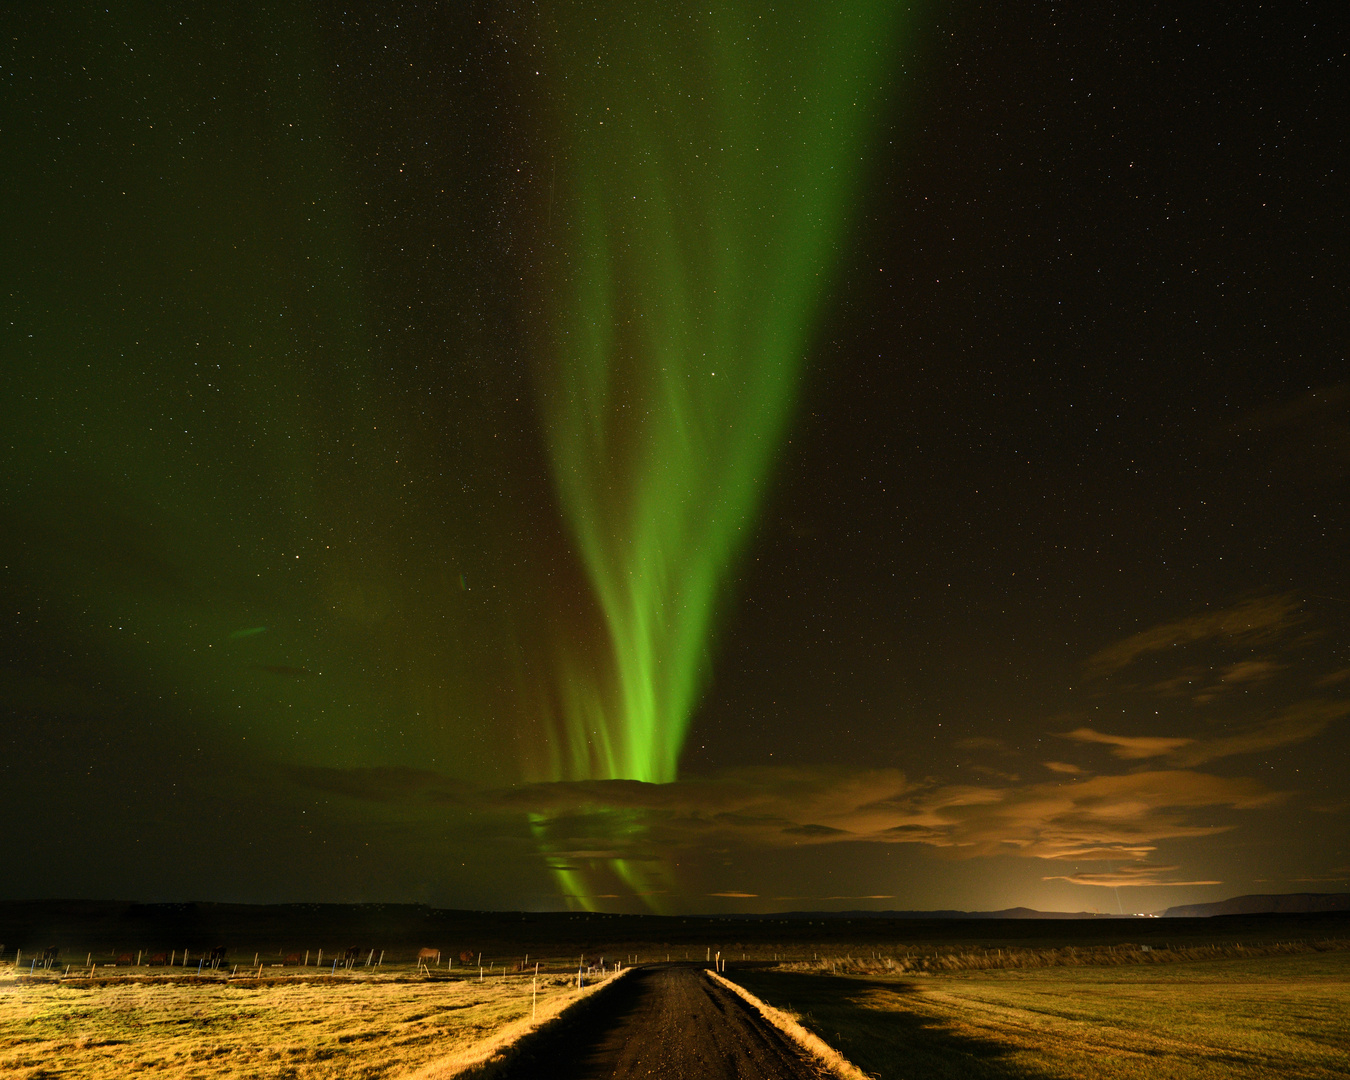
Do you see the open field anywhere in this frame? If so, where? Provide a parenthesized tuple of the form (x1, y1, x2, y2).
(726, 949, 1350, 1080)
(2, 904, 1347, 1078)
(0, 965, 620, 1080)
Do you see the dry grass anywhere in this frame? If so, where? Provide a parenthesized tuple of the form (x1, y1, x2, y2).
(728, 949, 1350, 1080)
(706, 968, 871, 1080)
(0, 965, 605, 1080)
(407, 966, 631, 1080)
(779, 936, 1350, 974)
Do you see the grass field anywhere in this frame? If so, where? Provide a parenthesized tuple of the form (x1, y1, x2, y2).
(3, 911, 1347, 1080)
(0, 966, 601, 1080)
(728, 949, 1350, 1080)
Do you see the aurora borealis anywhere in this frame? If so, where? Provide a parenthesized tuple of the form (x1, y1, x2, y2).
(526, 2, 904, 905)
(3, 2, 1347, 914)
(533, 3, 899, 786)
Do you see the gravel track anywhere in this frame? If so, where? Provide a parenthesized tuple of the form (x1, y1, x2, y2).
(497, 964, 832, 1080)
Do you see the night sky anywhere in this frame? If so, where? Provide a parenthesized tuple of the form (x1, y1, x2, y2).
(3, 1, 1346, 915)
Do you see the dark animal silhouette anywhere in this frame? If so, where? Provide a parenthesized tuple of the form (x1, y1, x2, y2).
(208, 945, 227, 969)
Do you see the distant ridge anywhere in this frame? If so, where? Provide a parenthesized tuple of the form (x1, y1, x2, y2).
(753, 907, 1134, 920)
(1160, 893, 1350, 918)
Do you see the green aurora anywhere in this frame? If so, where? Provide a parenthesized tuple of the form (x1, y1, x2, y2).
(529, 2, 905, 903)
(5, 1, 1345, 919)
(3, 7, 547, 793)
(2, 1, 908, 909)
(535, 1, 904, 782)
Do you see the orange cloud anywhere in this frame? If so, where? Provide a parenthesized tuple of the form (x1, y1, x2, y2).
(1043, 862, 1223, 887)
(1061, 699, 1347, 768)
(289, 762, 1286, 876)
(497, 766, 1280, 869)
(1172, 699, 1347, 766)
(1085, 594, 1302, 678)
(1060, 729, 1195, 759)
(916, 770, 1278, 861)
(1190, 658, 1288, 703)
(1219, 659, 1285, 684)
(1151, 669, 1208, 697)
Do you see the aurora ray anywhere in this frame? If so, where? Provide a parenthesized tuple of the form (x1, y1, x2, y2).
(533, 1, 905, 798)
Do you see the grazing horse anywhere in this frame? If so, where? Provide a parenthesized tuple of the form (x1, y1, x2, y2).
(208, 946, 227, 969)
(149, 953, 168, 966)
(117, 953, 134, 964)
(341, 946, 361, 967)
(417, 948, 440, 966)
(284, 953, 301, 964)
(459, 950, 474, 964)
(41, 947, 58, 969)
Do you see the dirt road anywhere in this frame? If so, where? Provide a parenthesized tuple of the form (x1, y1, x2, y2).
(499, 964, 832, 1080)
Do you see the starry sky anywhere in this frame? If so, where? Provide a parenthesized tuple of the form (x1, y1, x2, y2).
(3, 1, 1346, 914)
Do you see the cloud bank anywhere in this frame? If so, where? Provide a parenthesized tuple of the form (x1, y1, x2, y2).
(288, 761, 1279, 871)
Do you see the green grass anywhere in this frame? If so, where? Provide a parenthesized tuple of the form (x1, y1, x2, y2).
(728, 950, 1350, 1080)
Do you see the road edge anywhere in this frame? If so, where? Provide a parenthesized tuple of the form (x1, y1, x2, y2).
(403, 966, 633, 1080)
(706, 968, 873, 1080)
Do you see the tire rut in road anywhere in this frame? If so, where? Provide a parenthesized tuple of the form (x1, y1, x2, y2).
(497, 964, 832, 1080)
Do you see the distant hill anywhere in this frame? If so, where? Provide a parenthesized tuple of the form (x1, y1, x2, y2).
(762, 907, 1134, 920)
(2, 899, 1349, 957)
(1161, 893, 1350, 918)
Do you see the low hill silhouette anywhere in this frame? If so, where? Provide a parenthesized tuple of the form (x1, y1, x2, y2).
(1161, 892, 1350, 918)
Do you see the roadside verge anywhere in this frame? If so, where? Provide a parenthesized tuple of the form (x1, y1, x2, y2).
(405, 967, 632, 1079)
(706, 968, 871, 1080)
